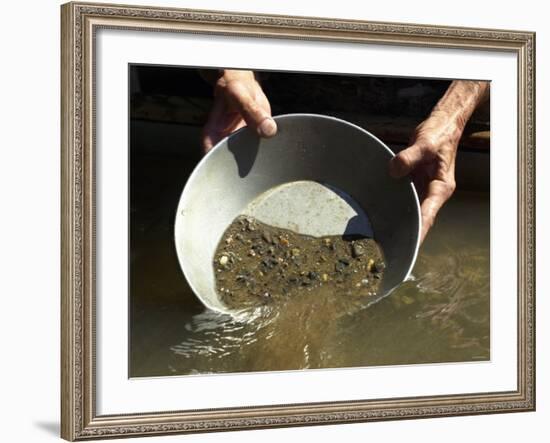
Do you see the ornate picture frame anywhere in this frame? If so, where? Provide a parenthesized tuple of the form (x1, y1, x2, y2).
(61, 1, 535, 440)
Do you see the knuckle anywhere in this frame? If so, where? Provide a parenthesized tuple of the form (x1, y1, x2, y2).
(242, 99, 261, 116)
(225, 83, 243, 101)
(422, 138, 438, 153)
(401, 147, 417, 162)
(445, 179, 456, 195)
(213, 78, 229, 95)
(413, 131, 433, 150)
(398, 150, 410, 164)
(215, 79, 241, 99)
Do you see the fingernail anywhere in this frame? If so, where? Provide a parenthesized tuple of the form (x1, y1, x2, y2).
(258, 118, 277, 138)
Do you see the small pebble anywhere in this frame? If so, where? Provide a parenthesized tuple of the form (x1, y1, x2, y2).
(308, 271, 319, 280)
(401, 295, 415, 305)
(352, 242, 365, 258)
(262, 231, 272, 243)
(367, 259, 376, 272)
(219, 255, 229, 266)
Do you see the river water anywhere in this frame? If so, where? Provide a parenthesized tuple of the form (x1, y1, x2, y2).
(130, 162, 489, 377)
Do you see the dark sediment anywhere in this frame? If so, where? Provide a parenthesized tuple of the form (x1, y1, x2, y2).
(213, 215, 385, 310)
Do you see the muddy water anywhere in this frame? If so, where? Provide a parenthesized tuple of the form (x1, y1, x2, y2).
(130, 189, 489, 377)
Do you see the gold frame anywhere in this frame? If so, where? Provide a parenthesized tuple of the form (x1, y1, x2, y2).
(61, 1, 536, 440)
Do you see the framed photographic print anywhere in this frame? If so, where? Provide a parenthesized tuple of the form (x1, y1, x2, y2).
(61, 1, 536, 440)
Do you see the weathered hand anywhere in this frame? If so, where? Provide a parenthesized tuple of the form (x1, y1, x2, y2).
(201, 70, 277, 153)
(389, 111, 460, 243)
(389, 80, 489, 243)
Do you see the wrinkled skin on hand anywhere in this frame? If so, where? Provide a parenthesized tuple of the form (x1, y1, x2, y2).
(201, 70, 277, 153)
(389, 111, 460, 243)
(389, 80, 489, 243)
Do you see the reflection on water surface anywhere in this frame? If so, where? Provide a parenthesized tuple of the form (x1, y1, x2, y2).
(130, 165, 489, 377)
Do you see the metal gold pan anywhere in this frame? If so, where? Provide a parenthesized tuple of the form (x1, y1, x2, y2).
(175, 113, 421, 313)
